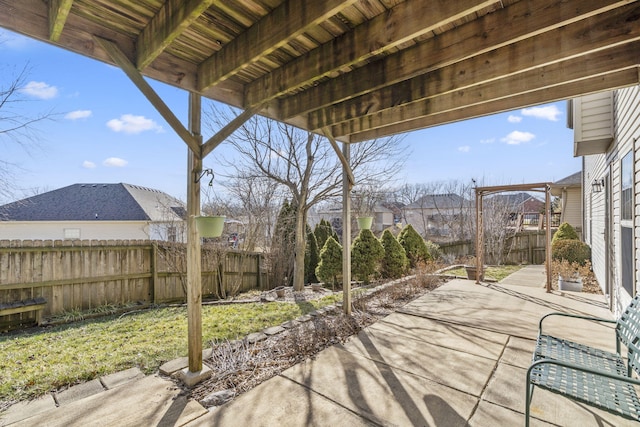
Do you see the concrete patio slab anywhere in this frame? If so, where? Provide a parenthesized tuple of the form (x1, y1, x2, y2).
(500, 336, 536, 369)
(340, 326, 497, 396)
(280, 346, 477, 426)
(185, 375, 375, 427)
(100, 367, 145, 389)
(54, 378, 104, 405)
(369, 311, 509, 360)
(482, 362, 638, 426)
(9, 375, 206, 427)
(469, 400, 556, 426)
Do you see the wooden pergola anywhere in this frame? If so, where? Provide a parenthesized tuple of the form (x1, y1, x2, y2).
(475, 183, 553, 292)
(1, 0, 638, 382)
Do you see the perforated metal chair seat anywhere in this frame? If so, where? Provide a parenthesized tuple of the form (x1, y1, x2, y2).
(529, 359, 640, 421)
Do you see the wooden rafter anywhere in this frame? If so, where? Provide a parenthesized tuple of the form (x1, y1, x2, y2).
(93, 36, 201, 156)
(136, 0, 217, 70)
(322, 128, 355, 189)
(48, 0, 73, 42)
(348, 68, 639, 143)
(243, 0, 495, 107)
(321, 41, 640, 136)
(278, 0, 635, 120)
(197, 0, 358, 91)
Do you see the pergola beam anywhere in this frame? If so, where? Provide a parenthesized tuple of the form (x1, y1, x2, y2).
(197, 0, 357, 91)
(243, 0, 495, 107)
(93, 36, 201, 156)
(136, 0, 216, 70)
(48, 0, 73, 42)
(347, 67, 639, 143)
(278, 0, 635, 120)
(312, 41, 640, 135)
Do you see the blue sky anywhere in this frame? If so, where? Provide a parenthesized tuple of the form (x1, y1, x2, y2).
(0, 28, 581, 204)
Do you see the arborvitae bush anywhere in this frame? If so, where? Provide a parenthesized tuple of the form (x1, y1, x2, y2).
(425, 240, 441, 260)
(398, 224, 431, 268)
(380, 229, 408, 279)
(314, 219, 333, 250)
(304, 226, 319, 283)
(316, 236, 343, 287)
(351, 229, 384, 284)
(552, 239, 591, 265)
(552, 222, 579, 244)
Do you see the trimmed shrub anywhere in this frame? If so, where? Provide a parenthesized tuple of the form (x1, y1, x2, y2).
(425, 240, 441, 260)
(380, 229, 408, 279)
(316, 236, 343, 287)
(398, 224, 431, 268)
(314, 219, 334, 250)
(552, 222, 579, 244)
(351, 229, 384, 284)
(552, 239, 591, 265)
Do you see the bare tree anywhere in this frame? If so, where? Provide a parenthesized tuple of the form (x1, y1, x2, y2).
(0, 64, 57, 202)
(205, 105, 407, 291)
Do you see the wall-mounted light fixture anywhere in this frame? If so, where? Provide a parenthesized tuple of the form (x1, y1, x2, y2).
(592, 178, 604, 193)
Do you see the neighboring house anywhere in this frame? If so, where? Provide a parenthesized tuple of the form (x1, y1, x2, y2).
(549, 171, 582, 231)
(0, 183, 186, 241)
(572, 86, 639, 315)
(316, 203, 394, 233)
(401, 193, 473, 241)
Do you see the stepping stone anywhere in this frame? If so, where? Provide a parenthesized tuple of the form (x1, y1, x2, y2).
(297, 315, 312, 322)
(281, 320, 299, 329)
(263, 325, 285, 336)
(246, 332, 267, 343)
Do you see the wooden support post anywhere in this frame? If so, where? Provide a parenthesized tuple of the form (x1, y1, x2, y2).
(545, 185, 552, 292)
(342, 142, 352, 315)
(475, 188, 484, 284)
(186, 93, 203, 373)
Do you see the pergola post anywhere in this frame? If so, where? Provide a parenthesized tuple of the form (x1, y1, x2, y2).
(342, 142, 352, 315)
(475, 188, 484, 284)
(545, 184, 552, 292)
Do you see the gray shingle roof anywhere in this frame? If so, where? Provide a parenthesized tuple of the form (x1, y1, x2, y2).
(404, 193, 470, 210)
(552, 171, 582, 187)
(0, 183, 184, 222)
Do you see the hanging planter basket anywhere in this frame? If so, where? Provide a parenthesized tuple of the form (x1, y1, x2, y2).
(195, 216, 225, 238)
(357, 216, 373, 230)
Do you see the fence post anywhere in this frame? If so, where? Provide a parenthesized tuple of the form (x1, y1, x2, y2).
(151, 242, 158, 304)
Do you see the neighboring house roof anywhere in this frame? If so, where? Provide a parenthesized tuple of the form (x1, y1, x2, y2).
(489, 192, 543, 208)
(551, 171, 582, 188)
(0, 183, 185, 222)
(403, 193, 469, 210)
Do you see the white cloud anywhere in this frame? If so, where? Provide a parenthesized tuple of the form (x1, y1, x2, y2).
(106, 114, 163, 134)
(501, 130, 536, 145)
(82, 161, 96, 169)
(480, 138, 495, 144)
(458, 145, 470, 153)
(103, 157, 128, 167)
(521, 105, 562, 121)
(21, 81, 58, 99)
(65, 110, 92, 120)
(507, 115, 522, 123)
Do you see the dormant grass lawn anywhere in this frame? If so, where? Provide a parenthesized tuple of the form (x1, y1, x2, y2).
(443, 264, 523, 282)
(0, 295, 341, 405)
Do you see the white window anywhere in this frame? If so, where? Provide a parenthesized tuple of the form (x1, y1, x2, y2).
(63, 228, 81, 239)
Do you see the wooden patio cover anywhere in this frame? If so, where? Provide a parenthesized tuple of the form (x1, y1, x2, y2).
(1, 0, 639, 378)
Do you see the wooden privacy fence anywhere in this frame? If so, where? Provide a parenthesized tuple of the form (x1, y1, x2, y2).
(0, 240, 268, 327)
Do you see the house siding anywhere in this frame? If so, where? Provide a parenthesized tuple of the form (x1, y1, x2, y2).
(582, 85, 639, 316)
(561, 187, 582, 229)
(0, 221, 150, 241)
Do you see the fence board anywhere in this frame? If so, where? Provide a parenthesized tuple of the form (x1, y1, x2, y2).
(0, 240, 264, 323)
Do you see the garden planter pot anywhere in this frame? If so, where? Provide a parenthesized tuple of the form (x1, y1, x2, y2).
(274, 286, 286, 298)
(465, 266, 484, 281)
(357, 216, 373, 230)
(312, 283, 323, 292)
(195, 216, 225, 238)
(558, 277, 583, 292)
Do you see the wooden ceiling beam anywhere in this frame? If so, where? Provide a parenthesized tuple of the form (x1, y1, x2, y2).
(320, 41, 640, 136)
(48, 0, 73, 42)
(244, 0, 496, 108)
(279, 0, 635, 120)
(136, 0, 216, 70)
(197, 0, 357, 91)
(347, 68, 640, 143)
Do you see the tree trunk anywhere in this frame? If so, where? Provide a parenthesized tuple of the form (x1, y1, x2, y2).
(293, 206, 307, 291)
